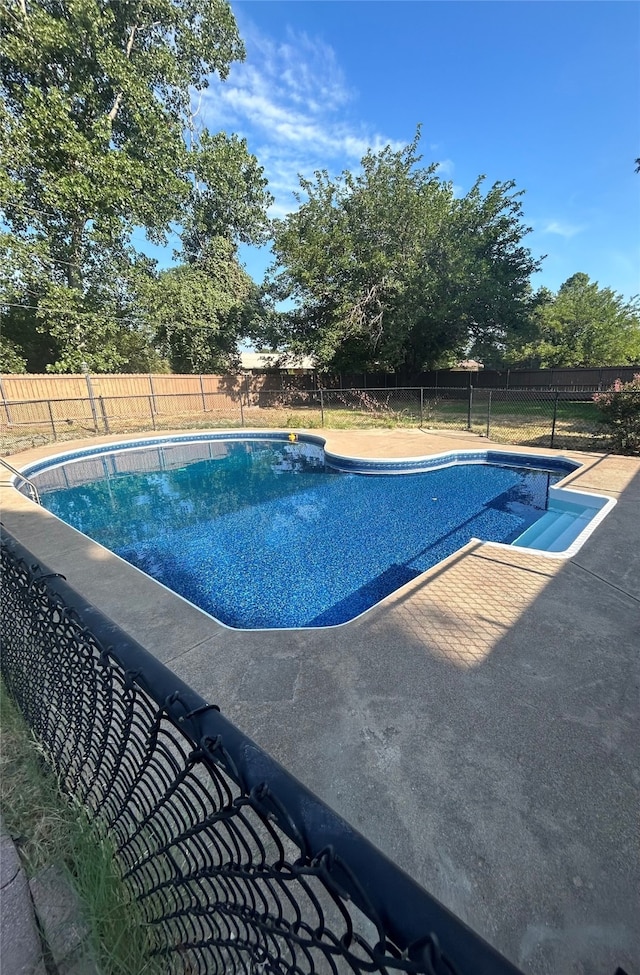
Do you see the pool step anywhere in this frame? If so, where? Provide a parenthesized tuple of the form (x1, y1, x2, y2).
(513, 508, 592, 553)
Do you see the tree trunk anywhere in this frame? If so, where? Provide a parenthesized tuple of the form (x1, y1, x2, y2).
(67, 220, 85, 291)
(107, 24, 138, 123)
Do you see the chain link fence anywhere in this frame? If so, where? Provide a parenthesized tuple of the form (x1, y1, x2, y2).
(1, 385, 637, 456)
(0, 391, 245, 453)
(1, 527, 524, 975)
(468, 389, 611, 450)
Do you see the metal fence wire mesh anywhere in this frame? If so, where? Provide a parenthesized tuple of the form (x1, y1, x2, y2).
(321, 389, 422, 427)
(2, 384, 635, 456)
(0, 529, 523, 975)
(467, 389, 605, 450)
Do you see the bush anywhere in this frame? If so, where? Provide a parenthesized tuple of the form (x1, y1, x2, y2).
(593, 374, 640, 454)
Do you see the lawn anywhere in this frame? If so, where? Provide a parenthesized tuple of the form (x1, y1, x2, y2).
(1, 390, 610, 455)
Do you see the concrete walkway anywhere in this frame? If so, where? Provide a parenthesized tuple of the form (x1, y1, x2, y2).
(0, 816, 99, 974)
(1, 429, 638, 975)
(1, 817, 46, 975)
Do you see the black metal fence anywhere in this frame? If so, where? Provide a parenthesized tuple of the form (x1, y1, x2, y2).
(0, 527, 523, 975)
(2, 386, 638, 456)
(336, 366, 640, 391)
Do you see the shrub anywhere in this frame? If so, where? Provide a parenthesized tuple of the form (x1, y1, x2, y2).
(593, 374, 640, 454)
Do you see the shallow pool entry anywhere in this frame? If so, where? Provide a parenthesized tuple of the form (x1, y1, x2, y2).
(29, 436, 575, 629)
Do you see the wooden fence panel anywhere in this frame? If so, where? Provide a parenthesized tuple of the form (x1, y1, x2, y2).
(0, 372, 245, 402)
(99, 394, 153, 420)
(152, 392, 203, 415)
(90, 375, 153, 397)
(1, 374, 88, 400)
(2, 396, 95, 427)
(201, 374, 243, 396)
(149, 375, 202, 395)
(3, 400, 53, 425)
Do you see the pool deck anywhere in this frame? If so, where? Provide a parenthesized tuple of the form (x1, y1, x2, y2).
(1, 428, 639, 975)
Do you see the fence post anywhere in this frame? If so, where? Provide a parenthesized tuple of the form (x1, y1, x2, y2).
(148, 396, 156, 431)
(47, 401, 57, 440)
(199, 375, 207, 412)
(83, 366, 98, 432)
(0, 377, 12, 425)
(320, 388, 325, 427)
(486, 391, 492, 439)
(420, 387, 424, 427)
(467, 383, 473, 431)
(98, 396, 110, 434)
(239, 394, 244, 427)
(149, 374, 157, 414)
(550, 390, 559, 448)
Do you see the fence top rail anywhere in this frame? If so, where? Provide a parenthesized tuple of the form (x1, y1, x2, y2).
(1, 525, 521, 975)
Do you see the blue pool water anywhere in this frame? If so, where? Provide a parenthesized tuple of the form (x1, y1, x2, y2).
(31, 436, 567, 629)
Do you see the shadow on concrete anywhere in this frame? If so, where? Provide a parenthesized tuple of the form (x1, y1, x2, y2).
(275, 470, 639, 975)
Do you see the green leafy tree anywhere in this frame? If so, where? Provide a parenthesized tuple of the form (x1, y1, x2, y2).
(0, 234, 168, 371)
(264, 132, 541, 378)
(511, 273, 640, 367)
(141, 237, 264, 373)
(401, 178, 543, 372)
(0, 0, 271, 372)
(0, 336, 27, 372)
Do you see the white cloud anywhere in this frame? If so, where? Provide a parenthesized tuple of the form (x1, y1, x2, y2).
(199, 20, 403, 218)
(542, 220, 586, 239)
(276, 29, 352, 112)
(434, 158, 455, 178)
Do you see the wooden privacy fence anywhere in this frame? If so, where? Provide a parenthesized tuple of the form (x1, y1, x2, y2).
(0, 373, 251, 428)
(0, 372, 319, 425)
(3, 366, 638, 404)
(332, 366, 640, 390)
(0, 372, 243, 402)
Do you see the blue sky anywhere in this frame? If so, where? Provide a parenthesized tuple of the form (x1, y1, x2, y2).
(162, 1, 640, 301)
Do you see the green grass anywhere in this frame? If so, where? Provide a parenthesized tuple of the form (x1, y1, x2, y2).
(0, 394, 611, 456)
(0, 683, 159, 975)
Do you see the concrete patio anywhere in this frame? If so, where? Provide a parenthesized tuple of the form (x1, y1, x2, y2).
(1, 428, 638, 975)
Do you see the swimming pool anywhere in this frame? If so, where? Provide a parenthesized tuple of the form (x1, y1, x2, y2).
(23, 433, 614, 629)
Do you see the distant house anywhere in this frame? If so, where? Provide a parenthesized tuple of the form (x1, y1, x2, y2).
(451, 359, 484, 371)
(239, 352, 316, 375)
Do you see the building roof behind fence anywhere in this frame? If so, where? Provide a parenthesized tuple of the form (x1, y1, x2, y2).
(239, 352, 316, 371)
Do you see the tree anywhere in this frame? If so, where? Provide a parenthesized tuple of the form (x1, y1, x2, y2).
(140, 237, 264, 373)
(0, 336, 27, 372)
(401, 178, 543, 372)
(0, 0, 271, 371)
(0, 234, 170, 371)
(510, 273, 640, 367)
(264, 132, 541, 378)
